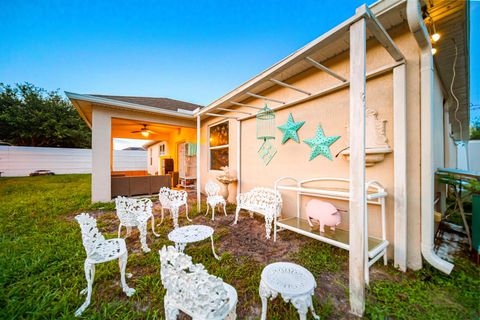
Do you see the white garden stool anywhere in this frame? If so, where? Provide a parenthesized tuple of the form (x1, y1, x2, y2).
(205, 179, 227, 221)
(167, 225, 220, 260)
(74, 213, 135, 317)
(259, 262, 319, 320)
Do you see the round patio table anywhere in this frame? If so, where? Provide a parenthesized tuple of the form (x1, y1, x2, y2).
(167, 225, 220, 260)
(259, 262, 319, 320)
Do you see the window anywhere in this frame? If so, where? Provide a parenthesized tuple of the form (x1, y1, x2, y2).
(158, 142, 166, 156)
(209, 121, 229, 170)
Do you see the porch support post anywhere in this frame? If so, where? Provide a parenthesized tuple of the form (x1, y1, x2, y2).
(196, 114, 201, 212)
(91, 107, 112, 203)
(393, 64, 408, 271)
(349, 14, 367, 316)
(237, 120, 241, 198)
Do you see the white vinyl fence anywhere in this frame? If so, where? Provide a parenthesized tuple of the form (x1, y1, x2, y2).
(0, 146, 147, 177)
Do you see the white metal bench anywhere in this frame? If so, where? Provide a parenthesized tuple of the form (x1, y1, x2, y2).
(233, 187, 282, 239)
(159, 246, 237, 319)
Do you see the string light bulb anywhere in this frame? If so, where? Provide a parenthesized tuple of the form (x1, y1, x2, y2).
(431, 33, 440, 42)
(431, 47, 437, 55)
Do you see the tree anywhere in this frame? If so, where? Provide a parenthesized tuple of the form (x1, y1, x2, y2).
(0, 83, 91, 148)
(471, 117, 480, 140)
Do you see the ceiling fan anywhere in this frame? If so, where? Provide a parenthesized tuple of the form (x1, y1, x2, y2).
(131, 124, 159, 137)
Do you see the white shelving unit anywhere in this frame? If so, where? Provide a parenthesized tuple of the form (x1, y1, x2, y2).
(273, 177, 388, 284)
(178, 142, 197, 189)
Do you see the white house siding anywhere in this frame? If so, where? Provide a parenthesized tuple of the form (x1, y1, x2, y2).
(0, 146, 147, 177)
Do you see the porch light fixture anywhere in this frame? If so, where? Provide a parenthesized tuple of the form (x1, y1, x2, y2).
(141, 130, 150, 137)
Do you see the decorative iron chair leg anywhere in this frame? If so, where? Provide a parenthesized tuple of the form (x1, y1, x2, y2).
(119, 252, 135, 296)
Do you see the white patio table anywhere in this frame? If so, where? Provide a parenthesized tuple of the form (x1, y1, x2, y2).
(259, 262, 319, 320)
(167, 225, 220, 260)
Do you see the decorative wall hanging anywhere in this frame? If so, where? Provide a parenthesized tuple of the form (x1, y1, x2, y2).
(303, 125, 340, 161)
(277, 113, 305, 144)
(256, 104, 277, 165)
(340, 108, 392, 167)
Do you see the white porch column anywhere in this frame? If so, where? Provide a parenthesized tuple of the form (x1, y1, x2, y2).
(91, 107, 112, 203)
(196, 114, 201, 211)
(393, 64, 408, 271)
(349, 15, 367, 316)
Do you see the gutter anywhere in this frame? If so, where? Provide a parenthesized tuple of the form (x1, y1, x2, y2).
(406, 0, 453, 274)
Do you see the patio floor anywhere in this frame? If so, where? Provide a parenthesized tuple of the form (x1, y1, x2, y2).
(0, 174, 478, 319)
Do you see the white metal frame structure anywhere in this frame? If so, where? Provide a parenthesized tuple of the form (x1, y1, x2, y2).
(274, 177, 388, 285)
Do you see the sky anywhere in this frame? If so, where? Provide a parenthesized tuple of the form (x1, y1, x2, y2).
(0, 0, 477, 122)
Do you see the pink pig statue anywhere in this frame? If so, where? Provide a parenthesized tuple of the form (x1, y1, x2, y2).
(306, 199, 341, 233)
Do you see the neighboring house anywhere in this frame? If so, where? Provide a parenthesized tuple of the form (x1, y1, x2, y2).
(66, 0, 469, 315)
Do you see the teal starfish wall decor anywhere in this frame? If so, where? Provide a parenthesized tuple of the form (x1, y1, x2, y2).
(277, 113, 305, 144)
(303, 125, 340, 161)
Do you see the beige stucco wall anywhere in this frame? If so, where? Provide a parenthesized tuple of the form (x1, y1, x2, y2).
(198, 23, 432, 268)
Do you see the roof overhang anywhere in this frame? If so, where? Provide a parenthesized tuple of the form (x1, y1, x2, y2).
(65, 92, 196, 128)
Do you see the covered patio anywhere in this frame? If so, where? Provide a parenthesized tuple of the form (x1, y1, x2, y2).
(66, 93, 200, 202)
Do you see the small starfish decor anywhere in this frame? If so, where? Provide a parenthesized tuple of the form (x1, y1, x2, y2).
(303, 125, 340, 161)
(277, 113, 305, 144)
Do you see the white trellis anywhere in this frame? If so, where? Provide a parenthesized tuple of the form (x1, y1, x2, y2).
(115, 196, 159, 253)
(74, 213, 135, 317)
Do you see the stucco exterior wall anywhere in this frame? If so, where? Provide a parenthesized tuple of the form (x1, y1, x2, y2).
(198, 23, 430, 268)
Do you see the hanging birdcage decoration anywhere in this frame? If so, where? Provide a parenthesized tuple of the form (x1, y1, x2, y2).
(256, 104, 277, 165)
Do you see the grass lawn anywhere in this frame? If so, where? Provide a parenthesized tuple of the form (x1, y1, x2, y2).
(0, 174, 478, 319)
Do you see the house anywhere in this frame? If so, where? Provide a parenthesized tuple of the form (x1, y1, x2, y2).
(66, 0, 469, 315)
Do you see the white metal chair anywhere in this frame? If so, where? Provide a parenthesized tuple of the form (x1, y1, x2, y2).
(74, 213, 135, 317)
(234, 187, 283, 239)
(115, 196, 159, 253)
(205, 180, 227, 221)
(158, 187, 191, 229)
(159, 246, 237, 320)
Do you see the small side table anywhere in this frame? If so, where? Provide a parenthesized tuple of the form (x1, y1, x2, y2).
(259, 262, 319, 320)
(168, 225, 220, 260)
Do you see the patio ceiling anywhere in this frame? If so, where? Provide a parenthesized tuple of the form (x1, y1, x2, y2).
(111, 118, 182, 140)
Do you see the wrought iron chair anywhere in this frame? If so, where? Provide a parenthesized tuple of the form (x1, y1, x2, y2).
(74, 213, 135, 317)
(159, 246, 237, 319)
(115, 196, 159, 253)
(205, 180, 227, 221)
(158, 187, 191, 229)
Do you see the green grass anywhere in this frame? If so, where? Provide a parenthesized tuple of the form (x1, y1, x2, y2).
(0, 174, 478, 319)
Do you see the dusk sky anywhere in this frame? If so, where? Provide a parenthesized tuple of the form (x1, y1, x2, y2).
(1, 0, 477, 122)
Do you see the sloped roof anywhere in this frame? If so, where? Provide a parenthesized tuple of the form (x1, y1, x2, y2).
(90, 95, 202, 112)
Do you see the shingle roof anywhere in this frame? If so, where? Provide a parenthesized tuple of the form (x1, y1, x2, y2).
(90, 95, 202, 112)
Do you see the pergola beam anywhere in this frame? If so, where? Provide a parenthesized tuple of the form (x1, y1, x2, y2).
(230, 101, 263, 110)
(205, 113, 240, 119)
(269, 79, 311, 95)
(246, 92, 285, 104)
(196, 115, 201, 212)
(215, 107, 252, 115)
(305, 57, 348, 82)
(349, 15, 367, 316)
(365, 6, 405, 62)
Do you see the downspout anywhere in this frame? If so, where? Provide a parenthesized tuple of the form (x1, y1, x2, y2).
(406, 0, 454, 274)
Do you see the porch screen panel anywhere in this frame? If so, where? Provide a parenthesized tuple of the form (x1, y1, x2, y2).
(209, 121, 229, 170)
